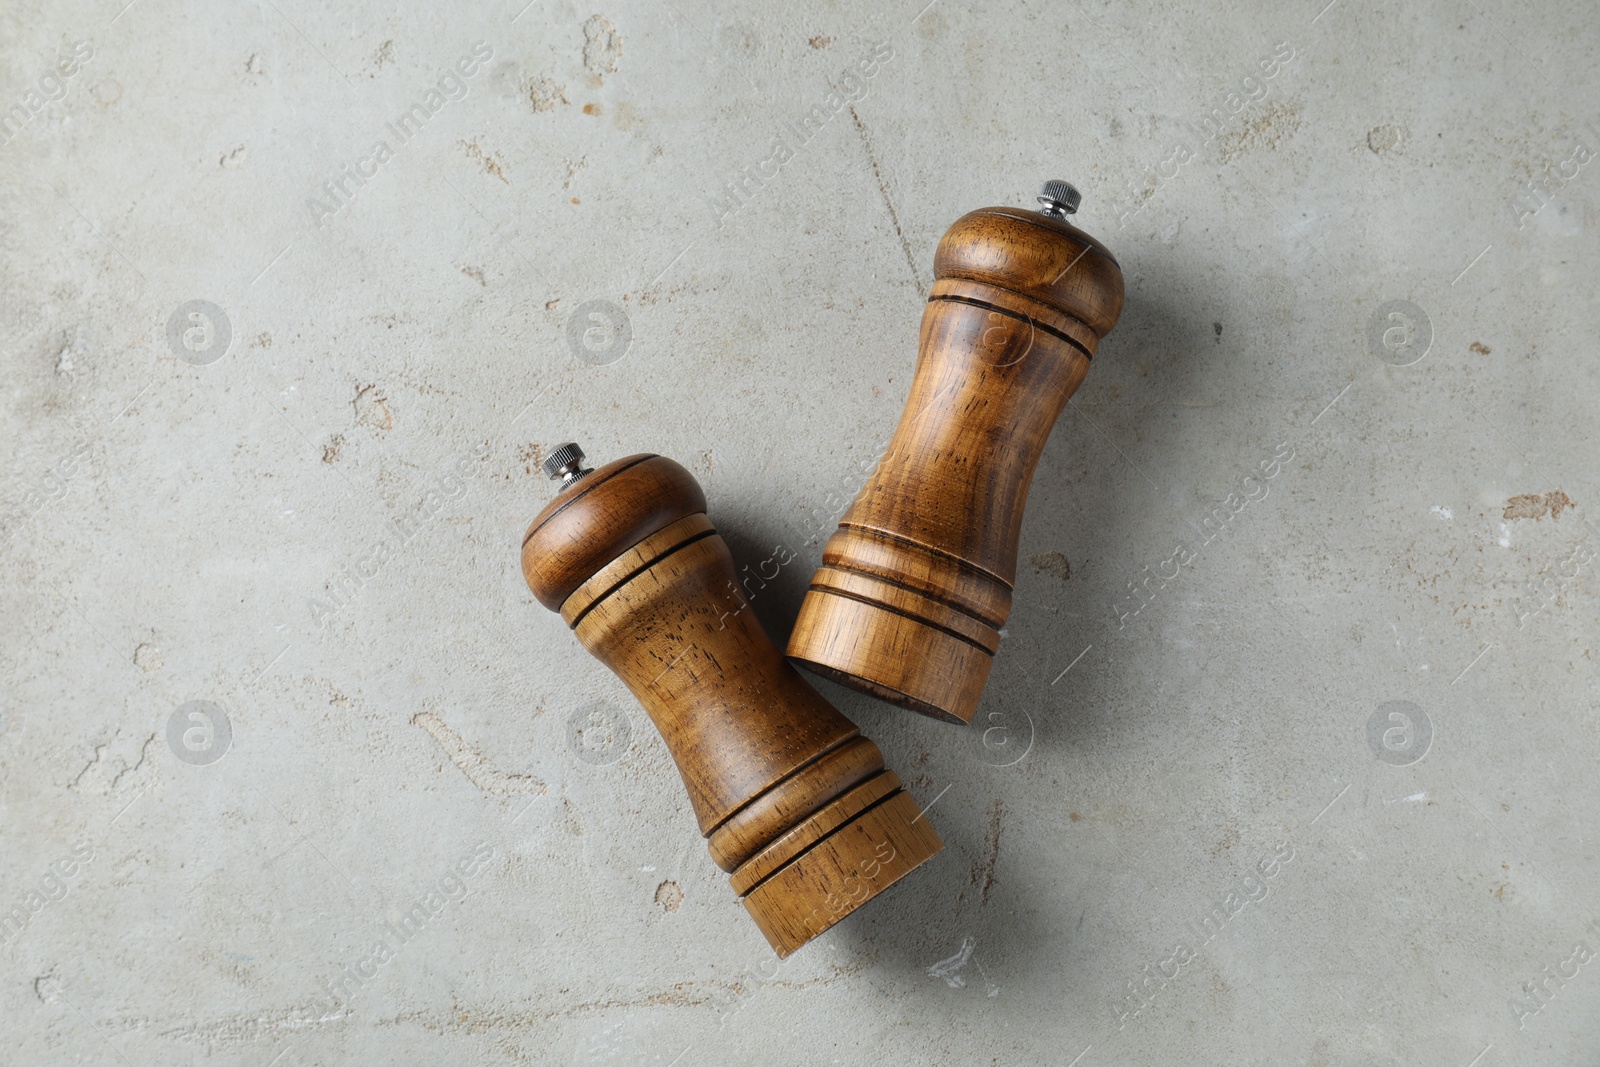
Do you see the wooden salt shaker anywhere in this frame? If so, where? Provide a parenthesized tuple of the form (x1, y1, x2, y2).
(787, 182, 1126, 724)
(521, 445, 943, 955)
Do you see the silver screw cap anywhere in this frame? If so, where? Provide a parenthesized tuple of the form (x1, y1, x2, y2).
(1036, 179, 1081, 218)
(542, 441, 595, 488)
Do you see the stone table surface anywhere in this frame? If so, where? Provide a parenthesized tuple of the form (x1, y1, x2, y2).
(2, 1, 1598, 1064)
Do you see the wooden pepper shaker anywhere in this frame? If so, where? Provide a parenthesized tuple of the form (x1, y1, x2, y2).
(521, 444, 943, 956)
(787, 181, 1126, 724)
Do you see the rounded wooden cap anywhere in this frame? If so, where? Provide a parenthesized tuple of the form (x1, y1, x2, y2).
(932, 205, 1125, 338)
(520, 453, 706, 611)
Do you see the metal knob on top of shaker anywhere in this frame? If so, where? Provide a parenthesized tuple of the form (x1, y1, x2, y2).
(786, 182, 1126, 725)
(521, 445, 943, 956)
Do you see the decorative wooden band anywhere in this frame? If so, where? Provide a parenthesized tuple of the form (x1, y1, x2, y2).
(928, 277, 1100, 360)
(560, 513, 715, 627)
(728, 768, 902, 894)
(826, 524, 1012, 630)
(707, 736, 884, 873)
(787, 585, 997, 725)
(740, 789, 944, 957)
(806, 564, 1000, 655)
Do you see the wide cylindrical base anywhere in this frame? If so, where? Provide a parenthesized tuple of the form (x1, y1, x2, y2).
(787, 583, 997, 725)
(732, 775, 942, 957)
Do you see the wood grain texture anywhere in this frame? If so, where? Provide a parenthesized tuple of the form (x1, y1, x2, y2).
(521, 454, 942, 956)
(787, 203, 1125, 724)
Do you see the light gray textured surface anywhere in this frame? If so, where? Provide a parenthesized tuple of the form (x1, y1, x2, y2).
(3, 1, 1598, 1064)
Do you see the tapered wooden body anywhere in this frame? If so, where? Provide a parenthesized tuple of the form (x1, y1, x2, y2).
(521, 454, 942, 955)
(787, 204, 1125, 724)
